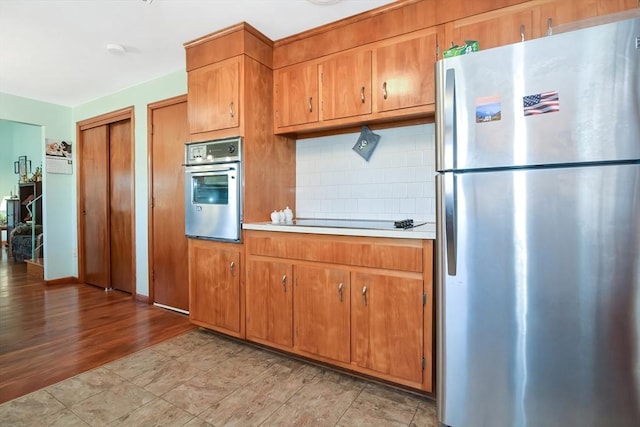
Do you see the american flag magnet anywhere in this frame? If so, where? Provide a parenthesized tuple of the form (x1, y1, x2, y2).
(523, 90, 560, 116)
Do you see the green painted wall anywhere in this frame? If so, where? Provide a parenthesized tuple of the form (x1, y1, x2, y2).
(0, 93, 73, 280)
(0, 68, 186, 294)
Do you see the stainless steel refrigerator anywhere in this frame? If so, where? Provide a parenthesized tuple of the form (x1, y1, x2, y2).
(435, 16, 640, 427)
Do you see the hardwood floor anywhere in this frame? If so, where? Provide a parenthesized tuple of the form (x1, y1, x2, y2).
(0, 247, 195, 404)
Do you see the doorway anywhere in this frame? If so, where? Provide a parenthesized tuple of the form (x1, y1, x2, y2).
(148, 95, 189, 312)
(77, 108, 134, 293)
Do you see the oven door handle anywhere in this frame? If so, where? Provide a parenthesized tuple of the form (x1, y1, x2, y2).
(186, 167, 237, 177)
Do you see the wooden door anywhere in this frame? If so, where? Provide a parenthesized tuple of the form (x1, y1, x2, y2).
(274, 61, 319, 128)
(187, 56, 240, 134)
(79, 125, 110, 288)
(189, 240, 241, 334)
(246, 259, 293, 347)
(443, 7, 533, 53)
(78, 108, 134, 293)
(374, 30, 438, 113)
(320, 50, 372, 121)
(149, 97, 189, 311)
(109, 120, 133, 293)
(351, 272, 424, 385)
(293, 265, 350, 363)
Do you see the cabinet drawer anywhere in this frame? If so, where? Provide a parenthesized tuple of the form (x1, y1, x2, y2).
(246, 232, 423, 273)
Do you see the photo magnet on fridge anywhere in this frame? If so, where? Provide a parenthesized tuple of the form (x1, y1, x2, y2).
(476, 96, 502, 123)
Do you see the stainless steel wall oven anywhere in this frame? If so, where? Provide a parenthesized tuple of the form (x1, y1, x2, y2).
(184, 137, 242, 242)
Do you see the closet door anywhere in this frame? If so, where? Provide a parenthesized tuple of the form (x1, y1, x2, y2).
(78, 108, 134, 294)
(80, 125, 111, 288)
(109, 119, 133, 293)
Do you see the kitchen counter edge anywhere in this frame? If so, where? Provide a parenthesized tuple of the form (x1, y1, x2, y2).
(242, 222, 436, 240)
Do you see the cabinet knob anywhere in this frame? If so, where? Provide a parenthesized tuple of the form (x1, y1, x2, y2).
(282, 274, 287, 292)
(362, 285, 368, 306)
(338, 282, 344, 302)
(382, 82, 388, 100)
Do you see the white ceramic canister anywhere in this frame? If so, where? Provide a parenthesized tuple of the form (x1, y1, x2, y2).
(283, 206, 293, 223)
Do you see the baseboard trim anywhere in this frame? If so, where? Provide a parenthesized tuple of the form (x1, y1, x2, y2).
(45, 276, 79, 285)
(135, 293, 149, 304)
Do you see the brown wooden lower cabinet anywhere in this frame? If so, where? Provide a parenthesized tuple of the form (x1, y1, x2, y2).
(351, 272, 424, 385)
(246, 259, 293, 347)
(244, 231, 434, 393)
(190, 232, 433, 393)
(293, 265, 351, 364)
(188, 239, 243, 338)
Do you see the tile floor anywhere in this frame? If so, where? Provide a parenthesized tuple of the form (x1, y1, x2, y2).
(0, 329, 437, 426)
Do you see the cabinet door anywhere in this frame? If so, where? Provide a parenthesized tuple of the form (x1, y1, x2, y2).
(189, 241, 241, 334)
(351, 272, 424, 384)
(443, 8, 533, 53)
(536, 0, 639, 37)
(187, 56, 240, 134)
(293, 265, 350, 363)
(246, 259, 293, 347)
(274, 61, 319, 128)
(374, 31, 437, 113)
(320, 50, 372, 121)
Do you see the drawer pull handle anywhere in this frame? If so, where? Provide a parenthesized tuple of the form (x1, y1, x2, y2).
(308, 97, 313, 112)
(230, 261, 235, 274)
(229, 101, 234, 118)
(382, 82, 388, 100)
(360, 86, 365, 103)
(282, 274, 287, 292)
(520, 24, 526, 42)
(362, 286, 368, 306)
(338, 282, 344, 302)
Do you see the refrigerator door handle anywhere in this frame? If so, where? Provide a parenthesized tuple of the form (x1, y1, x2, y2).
(445, 173, 457, 275)
(443, 68, 457, 171)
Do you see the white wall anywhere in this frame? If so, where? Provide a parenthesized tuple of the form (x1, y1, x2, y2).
(296, 124, 436, 223)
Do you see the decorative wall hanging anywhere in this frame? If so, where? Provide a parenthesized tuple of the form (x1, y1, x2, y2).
(45, 139, 73, 174)
(352, 125, 380, 162)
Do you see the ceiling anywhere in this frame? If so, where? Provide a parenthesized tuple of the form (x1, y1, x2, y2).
(0, 0, 396, 107)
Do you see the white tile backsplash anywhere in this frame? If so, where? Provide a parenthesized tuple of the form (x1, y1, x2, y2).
(296, 124, 436, 222)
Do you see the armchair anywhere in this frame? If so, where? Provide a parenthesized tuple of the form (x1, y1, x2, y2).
(8, 223, 43, 262)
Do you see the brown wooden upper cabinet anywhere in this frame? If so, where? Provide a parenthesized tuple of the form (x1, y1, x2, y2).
(273, 28, 438, 134)
(535, 0, 639, 37)
(441, 0, 638, 57)
(274, 61, 319, 128)
(320, 49, 372, 121)
(187, 56, 240, 134)
(374, 30, 437, 114)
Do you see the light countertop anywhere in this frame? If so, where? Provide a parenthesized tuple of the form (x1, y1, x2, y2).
(243, 220, 436, 240)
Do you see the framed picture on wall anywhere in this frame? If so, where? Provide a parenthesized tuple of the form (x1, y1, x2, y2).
(14, 155, 31, 177)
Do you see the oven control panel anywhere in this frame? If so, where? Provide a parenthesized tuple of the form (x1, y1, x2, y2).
(185, 137, 241, 165)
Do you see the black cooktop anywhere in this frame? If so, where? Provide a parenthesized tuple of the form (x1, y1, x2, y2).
(291, 218, 424, 230)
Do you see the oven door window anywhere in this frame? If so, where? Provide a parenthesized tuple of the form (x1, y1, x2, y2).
(192, 174, 229, 205)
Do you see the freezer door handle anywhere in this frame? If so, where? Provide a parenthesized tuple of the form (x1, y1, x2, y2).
(445, 173, 457, 275)
(443, 68, 457, 171)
